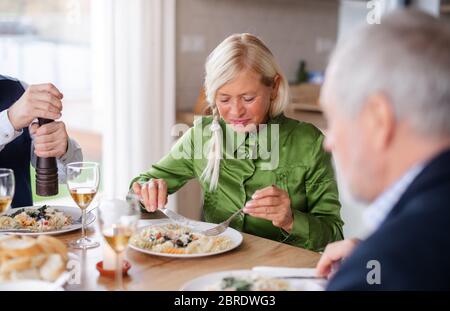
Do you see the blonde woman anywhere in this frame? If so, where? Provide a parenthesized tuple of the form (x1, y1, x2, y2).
(131, 33, 343, 251)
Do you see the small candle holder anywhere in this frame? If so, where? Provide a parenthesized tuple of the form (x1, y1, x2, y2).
(96, 260, 131, 278)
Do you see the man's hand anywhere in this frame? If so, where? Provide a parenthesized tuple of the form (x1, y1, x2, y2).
(316, 238, 360, 279)
(7, 83, 63, 130)
(243, 185, 294, 232)
(30, 121, 69, 158)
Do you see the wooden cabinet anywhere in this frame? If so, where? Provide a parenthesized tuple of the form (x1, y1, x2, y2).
(285, 83, 326, 131)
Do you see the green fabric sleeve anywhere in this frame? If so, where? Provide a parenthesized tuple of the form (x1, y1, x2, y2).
(281, 134, 344, 252)
(129, 127, 196, 194)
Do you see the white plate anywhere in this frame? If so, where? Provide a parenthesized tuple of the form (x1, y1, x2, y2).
(0, 205, 96, 236)
(0, 271, 70, 291)
(0, 280, 65, 291)
(180, 269, 326, 291)
(129, 219, 243, 258)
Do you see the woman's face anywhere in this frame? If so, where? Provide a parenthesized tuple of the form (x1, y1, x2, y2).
(215, 68, 279, 132)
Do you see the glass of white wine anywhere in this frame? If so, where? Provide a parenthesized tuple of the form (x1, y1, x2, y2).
(67, 162, 100, 249)
(98, 194, 140, 290)
(0, 168, 14, 215)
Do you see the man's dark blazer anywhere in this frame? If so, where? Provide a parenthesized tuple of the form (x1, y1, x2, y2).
(0, 76, 32, 208)
(327, 148, 450, 290)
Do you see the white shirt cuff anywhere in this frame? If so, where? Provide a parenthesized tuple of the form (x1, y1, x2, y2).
(0, 109, 23, 150)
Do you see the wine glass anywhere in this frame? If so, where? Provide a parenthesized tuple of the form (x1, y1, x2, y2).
(0, 168, 15, 215)
(98, 193, 140, 290)
(66, 162, 100, 249)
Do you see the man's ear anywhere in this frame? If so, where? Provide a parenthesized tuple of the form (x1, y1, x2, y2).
(271, 74, 281, 101)
(362, 93, 396, 151)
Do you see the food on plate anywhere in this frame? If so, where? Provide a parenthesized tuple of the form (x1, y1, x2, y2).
(0, 205, 72, 232)
(207, 274, 291, 291)
(130, 223, 233, 255)
(0, 235, 68, 282)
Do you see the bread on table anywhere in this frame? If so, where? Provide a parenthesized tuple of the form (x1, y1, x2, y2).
(0, 235, 68, 282)
(39, 253, 66, 282)
(36, 235, 69, 261)
(0, 236, 41, 257)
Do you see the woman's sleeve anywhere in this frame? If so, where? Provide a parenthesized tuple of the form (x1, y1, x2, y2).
(282, 134, 344, 252)
(129, 127, 196, 195)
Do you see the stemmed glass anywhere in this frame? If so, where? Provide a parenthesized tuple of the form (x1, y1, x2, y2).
(98, 194, 140, 290)
(66, 162, 100, 249)
(0, 168, 15, 215)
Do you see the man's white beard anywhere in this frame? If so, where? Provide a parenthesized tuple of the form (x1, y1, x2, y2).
(332, 157, 374, 239)
(332, 157, 369, 207)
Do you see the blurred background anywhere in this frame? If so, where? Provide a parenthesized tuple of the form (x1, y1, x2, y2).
(1, 0, 449, 239)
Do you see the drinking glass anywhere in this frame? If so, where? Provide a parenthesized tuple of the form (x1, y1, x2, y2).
(98, 194, 140, 290)
(67, 162, 100, 249)
(0, 168, 14, 215)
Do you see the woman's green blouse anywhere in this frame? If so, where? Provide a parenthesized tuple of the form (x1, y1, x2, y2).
(131, 114, 344, 252)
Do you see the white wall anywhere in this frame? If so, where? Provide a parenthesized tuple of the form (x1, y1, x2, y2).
(176, 0, 339, 111)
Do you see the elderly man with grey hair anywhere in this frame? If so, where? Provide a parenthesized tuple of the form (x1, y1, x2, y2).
(316, 10, 450, 290)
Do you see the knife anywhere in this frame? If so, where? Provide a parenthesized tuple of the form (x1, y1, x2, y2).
(252, 266, 327, 280)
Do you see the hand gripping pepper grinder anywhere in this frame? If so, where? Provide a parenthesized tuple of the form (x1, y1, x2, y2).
(36, 118, 58, 196)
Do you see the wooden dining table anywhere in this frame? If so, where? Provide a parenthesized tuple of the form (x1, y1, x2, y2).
(61, 211, 321, 291)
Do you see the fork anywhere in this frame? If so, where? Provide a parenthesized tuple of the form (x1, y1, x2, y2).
(73, 205, 97, 224)
(201, 207, 245, 236)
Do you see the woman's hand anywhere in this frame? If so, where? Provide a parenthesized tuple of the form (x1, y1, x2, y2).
(243, 185, 293, 232)
(132, 179, 168, 212)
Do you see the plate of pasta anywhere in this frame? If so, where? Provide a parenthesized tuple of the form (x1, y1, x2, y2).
(0, 205, 95, 235)
(180, 270, 326, 291)
(129, 220, 243, 258)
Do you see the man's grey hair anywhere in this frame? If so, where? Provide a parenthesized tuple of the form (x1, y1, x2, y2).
(324, 9, 450, 137)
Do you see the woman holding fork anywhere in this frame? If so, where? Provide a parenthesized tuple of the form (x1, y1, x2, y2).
(131, 33, 343, 252)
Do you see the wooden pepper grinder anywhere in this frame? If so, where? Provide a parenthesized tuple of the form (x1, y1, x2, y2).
(36, 118, 58, 196)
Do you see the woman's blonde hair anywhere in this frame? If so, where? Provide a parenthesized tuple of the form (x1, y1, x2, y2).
(201, 33, 290, 191)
